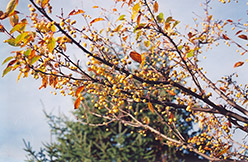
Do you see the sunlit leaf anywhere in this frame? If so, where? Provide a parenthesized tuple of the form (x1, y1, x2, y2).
(172, 20, 180, 29)
(144, 40, 150, 47)
(41, 0, 50, 8)
(238, 34, 248, 40)
(74, 97, 81, 109)
(153, 1, 159, 13)
(131, 3, 140, 20)
(166, 89, 176, 96)
(14, 32, 29, 44)
(50, 24, 56, 32)
(2, 56, 13, 65)
(112, 24, 123, 32)
(6, 38, 19, 46)
(69, 9, 85, 16)
(2, 66, 12, 77)
(216, 145, 231, 157)
(89, 18, 105, 26)
(233, 61, 244, 68)
(148, 102, 154, 114)
(75, 86, 85, 97)
(17, 71, 22, 83)
(122, 35, 128, 42)
(5, 0, 19, 16)
(130, 51, 142, 63)
(0, 24, 5, 32)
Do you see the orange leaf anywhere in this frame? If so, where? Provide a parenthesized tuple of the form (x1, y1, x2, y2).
(74, 97, 81, 109)
(222, 34, 230, 40)
(89, 18, 105, 26)
(153, 1, 159, 13)
(130, 51, 142, 63)
(0, 24, 4, 32)
(148, 102, 154, 114)
(238, 34, 248, 40)
(166, 89, 176, 96)
(122, 35, 128, 42)
(41, 0, 50, 8)
(69, 9, 85, 16)
(92, 6, 99, 8)
(233, 61, 244, 68)
(219, 87, 226, 93)
(75, 86, 85, 97)
(137, 14, 141, 26)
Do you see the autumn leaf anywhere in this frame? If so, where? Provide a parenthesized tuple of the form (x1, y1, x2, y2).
(216, 145, 231, 157)
(5, 0, 19, 16)
(10, 18, 27, 34)
(238, 34, 248, 40)
(166, 89, 176, 96)
(226, 19, 233, 23)
(233, 61, 244, 68)
(2, 56, 13, 65)
(47, 37, 55, 53)
(75, 86, 85, 97)
(235, 30, 242, 35)
(74, 97, 81, 109)
(2, 66, 12, 77)
(69, 9, 85, 16)
(89, 18, 105, 26)
(30, 55, 41, 65)
(148, 102, 154, 114)
(156, 13, 164, 23)
(9, 14, 19, 27)
(222, 34, 230, 40)
(153, 1, 159, 13)
(131, 3, 140, 20)
(130, 51, 142, 63)
(41, 0, 50, 8)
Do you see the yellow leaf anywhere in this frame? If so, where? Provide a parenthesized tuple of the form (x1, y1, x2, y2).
(5, 0, 19, 16)
(216, 145, 231, 157)
(153, 1, 159, 13)
(75, 86, 85, 97)
(130, 51, 142, 63)
(166, 89, 176, 96)
(131, 3, 140, 20)
(233, 61, 244, 68)
(17, 71, 22, 83)
(89, 18, 105, 26)
(74, 97, 81, 109)
(47, 37, 55, 53)
(41, 0, 49, 8)
(148, 102, 154, 114)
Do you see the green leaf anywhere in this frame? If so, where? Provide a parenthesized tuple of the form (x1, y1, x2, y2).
(186, 50, 194, 58)
(117, 15, 126, 21)
(165, 16, 172, 23)
(30, 55, 41, 65)
(172, 20, 180, 29)
(10, 19, 27, 34)
(6, 38, 19, 46)
(156, 13, 164, 23)
(2, 56, 13, 65)
(14, 32, 29, 44)
(2, 66, 12, 77)
(24, 48, 31, 57)
(5, 0, 19, 16)
(47, 37, 55, 53)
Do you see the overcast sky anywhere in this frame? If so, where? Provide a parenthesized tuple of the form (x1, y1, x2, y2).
(0, 0, 247, 161)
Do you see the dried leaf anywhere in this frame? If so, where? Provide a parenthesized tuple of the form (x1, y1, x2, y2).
(137, 14, 141, 26)
(222, 34, 230, 40)
(235, 30, 242, 35)
(89, 18, 105, 26)
(238, 34, 248, 40)
(69, 9, 85, 16)
(226, 19, 233, 23)
(219, 87, 226, 93)
(233, 61, 244, 68)
(74, 97, 81, 109)
(153, 1, 159, 13)
(75, 86, 85, 97)
(148, 102, 154, 114)
(5, 0, 19, 16)
(130, 51, 142, 63)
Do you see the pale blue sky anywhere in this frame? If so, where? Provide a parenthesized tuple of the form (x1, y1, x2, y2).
(0, 0, 247, 161)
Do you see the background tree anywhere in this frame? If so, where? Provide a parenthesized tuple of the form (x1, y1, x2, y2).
(1, 0, 248, 161)
(24, 95, 200, 162)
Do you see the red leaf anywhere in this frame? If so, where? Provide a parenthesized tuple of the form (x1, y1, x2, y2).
(234, 61, 244, 68)
(222, 34, 230, 40)
(235, 30, 242, 35)
(238, 34, 248, 40)
(226, 19, 233, 23)
(129, 51, 142, 63)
